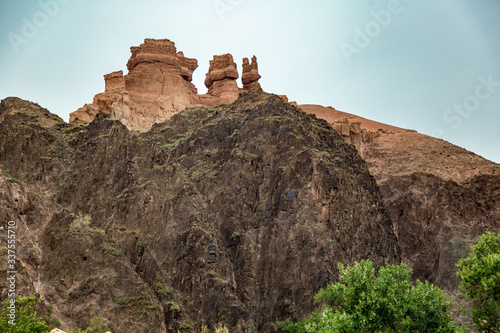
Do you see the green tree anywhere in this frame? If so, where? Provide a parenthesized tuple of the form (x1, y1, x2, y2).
(0, 295, 51, 333)
(456, 231, 500, 332)
(280, 260, 460, 333)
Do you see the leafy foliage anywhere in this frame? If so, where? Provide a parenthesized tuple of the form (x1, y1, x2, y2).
(0, 295, 51, 333)
(85, 315, 110, 333)
(280, 260, 460, 333)
(456, 231, 500, 332)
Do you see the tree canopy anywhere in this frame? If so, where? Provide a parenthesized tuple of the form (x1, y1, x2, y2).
(280, 260, 460, 333)
(456, 231, 500, 332)
(0, 295, 51, 333)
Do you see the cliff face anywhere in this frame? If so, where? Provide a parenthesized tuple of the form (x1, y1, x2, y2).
(0, 92, 399, 332)
(70, 39, 262, 130)
(298, 104, 500, 291)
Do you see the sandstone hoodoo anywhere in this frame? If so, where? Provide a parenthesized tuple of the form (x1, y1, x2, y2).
(242, 56, 262, 91)
(70, 38, 264, 130)
(201, 53, 240, 106)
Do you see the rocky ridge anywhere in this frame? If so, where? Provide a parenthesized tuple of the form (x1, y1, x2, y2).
(0, 92, 399, 332)
(297, 104, 500, 291)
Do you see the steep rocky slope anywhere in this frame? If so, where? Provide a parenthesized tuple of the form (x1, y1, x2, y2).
(0, 92, 399, 332)
(299, 104, 500, 291)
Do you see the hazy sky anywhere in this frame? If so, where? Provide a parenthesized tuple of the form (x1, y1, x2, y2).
(1, 0, 499, 163)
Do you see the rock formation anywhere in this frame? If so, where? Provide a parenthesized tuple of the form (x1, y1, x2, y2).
(124, 39, 199, 122)
(242, 56, 261, 91)
(104, 70, 125, 92)
(70, 38, 264, 129)
(200, 54, 240, 106)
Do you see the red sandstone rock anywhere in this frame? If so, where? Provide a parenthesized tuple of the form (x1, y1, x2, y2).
(204, 54, 238, 88)
(71, 39, 201, 129)
(242, 56, 261, 90)
(104, 71, 125, 92)
(200, 54, 240, 106)
(70, 38, 267, 129)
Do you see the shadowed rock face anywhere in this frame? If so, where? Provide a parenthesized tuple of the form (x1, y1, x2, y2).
(0, 92, 400, 332)
(70, 39, 263, 130)
(0, 90, 399, 332)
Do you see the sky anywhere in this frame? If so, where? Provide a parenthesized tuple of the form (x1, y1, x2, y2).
(1, 0, 499, 163)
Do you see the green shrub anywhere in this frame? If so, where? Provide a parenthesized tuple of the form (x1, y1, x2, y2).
(101, 246, 121, 257)
(7, 177, 22, 184)
(280, 260, 460, 333)
(70, 212, 92, 232)
(52, 115, 64, 123)
(0, 295, 51, 332)
(116, 291, 160, 314)
(178, 323, 192, 332)
(167, 302, 180, 312)
(51, 317, 61, 327)
(456, 231, 500, 332)
(230, 231, 241, 240)
(86, 315, 109, 333)
(154, 276, 172, 298)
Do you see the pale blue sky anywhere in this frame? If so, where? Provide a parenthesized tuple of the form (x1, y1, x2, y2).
(1, 0, 499, 163)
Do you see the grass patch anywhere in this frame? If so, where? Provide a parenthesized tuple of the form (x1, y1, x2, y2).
(230, 231, 241, 240)
(178, 323, 192, 332)
(7, 177, 22, 184)
(95, 228, 105, 235)
(69, 212, 92, 232)
(116, 291, 160, 314)
(117, 188, 129, 199)
(237, 150, 258, 160)
(137, 240, 148, 248)
(228, 128, 240, 138)
(52, 115, 64, 123)
(212, 277, 228, 285)
(167, 302, 180, 312)
(102, 246, 121, 257)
